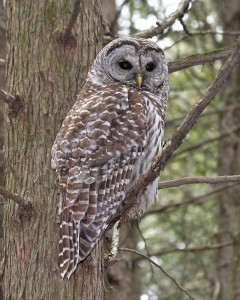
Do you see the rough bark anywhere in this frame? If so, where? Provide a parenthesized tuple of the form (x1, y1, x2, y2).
(0, 4, 6, 300)
(0, 2, 6, 211)
(216, 1, 240, 299)
(1, 1, 105, 299)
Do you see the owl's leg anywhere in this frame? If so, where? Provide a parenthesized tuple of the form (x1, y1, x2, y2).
(125, 205, 144, 220)
(58, 193, 64, 215)
(109, 220, 120, 260)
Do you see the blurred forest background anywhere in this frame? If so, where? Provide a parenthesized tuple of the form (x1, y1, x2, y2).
(0, 0, 240, 299)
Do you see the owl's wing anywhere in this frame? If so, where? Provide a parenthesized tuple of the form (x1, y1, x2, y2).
(52, 85, 147, 278)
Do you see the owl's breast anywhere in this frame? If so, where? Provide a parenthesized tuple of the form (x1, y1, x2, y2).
(127, 93, 164, 189)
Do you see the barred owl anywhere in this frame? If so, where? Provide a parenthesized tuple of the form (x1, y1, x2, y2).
(51, 37, 168, 279)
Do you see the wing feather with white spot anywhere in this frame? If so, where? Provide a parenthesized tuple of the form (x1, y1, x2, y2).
(52, 84, 147, 278)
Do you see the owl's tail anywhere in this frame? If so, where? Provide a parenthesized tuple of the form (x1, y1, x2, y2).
(59, 207, 80, 279)
(58, 208, 105, 279)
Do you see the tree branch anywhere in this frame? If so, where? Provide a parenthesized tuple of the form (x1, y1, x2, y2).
(179, 16, 191, 36)
(132, 0, 192, 39)
(132, 241, 237, 260)
(173, 123, 240, 158)
(64, 0, 80, 38)
(100, 6, 114, 38)
(0, 185, 33, 220)
(0, 89, 23, 115)
(166, 103, 240, 127)
(168, 45, 233, 73)
(0, 88, 16, 105)
(0, 185, 27, 206)
(119, 247, 196, 300)
(145, 185, 233, 216)
(0, 58, 5, 68)
(120, 37, 240, 214)
(159, 175, 240, 189)
(164, 28, 240, 50)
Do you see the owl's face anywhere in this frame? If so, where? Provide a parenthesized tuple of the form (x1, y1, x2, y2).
(88, 38, 168, 94)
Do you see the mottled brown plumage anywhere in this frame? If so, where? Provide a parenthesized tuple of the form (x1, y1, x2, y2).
(52, 37, 168, 278)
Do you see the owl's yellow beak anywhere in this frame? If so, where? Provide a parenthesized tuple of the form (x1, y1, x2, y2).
(136, 74, 142, 88)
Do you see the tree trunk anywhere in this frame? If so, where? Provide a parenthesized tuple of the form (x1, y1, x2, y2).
(0, 2, 6, 227)
(0, 4, 6, 300)
(105, 222, 141, 300)
(1, 1, 106, 299)
(216, 1, 240, 299)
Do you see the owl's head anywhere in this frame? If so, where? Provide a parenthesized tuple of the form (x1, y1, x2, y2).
(87, 37, 168, 93)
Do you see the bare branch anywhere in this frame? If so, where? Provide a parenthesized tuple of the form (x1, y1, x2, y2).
(0, 185, 27, 206)
(166, 103, 240, 127)
(0, 89, 23, 115)
(178, 17, 191, 36)
(0, 58, 5, 68)
(173, 124, 240, 157)
(119, 247, 196, 300)
(63, 0, 80, 41)
(137, 223, 154, 277)
(145, 185, 233, 216)
(133, 241, 237, 260)
(194, 30, 240, 36)
(121, 37, 240, 212)
(132, 0, 192, 39)
(159, 175, 240, 189)
(165, 28, 240, 50)
(0, 185, 33, 220)
(110, 0, 130, 33)
(100, 7, 114, 38)
(0, 88, 16, 105)
(168, 45, 233, 73)
(177, 17, 240, 39)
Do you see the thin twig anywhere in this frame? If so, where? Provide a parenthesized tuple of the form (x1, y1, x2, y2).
(132, 0, 192, 39)
(133, 241, 237, 260)
(100, 6, 114, 37)
(136, 223, 154, 279)
(110, 0, 130, 32)
(166, 103, 240, 127)
(120, 37, 240, 212)
(193, 30, 240, 36)
(119, 247, 196, 300)
(179, 17, 192, 36)
(145, 185, 234, 216)
(63, 0, 80, 38)
(173, 124, 240, 157)
(0, 58, 5, 68)
(165, 31, 240, 51)
(168, 45, 233, 73)
(158, 175, 240, 189)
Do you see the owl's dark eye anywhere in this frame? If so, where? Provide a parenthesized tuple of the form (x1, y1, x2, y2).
(146, 62, 156, 72)
(118, 60, 133, 70)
